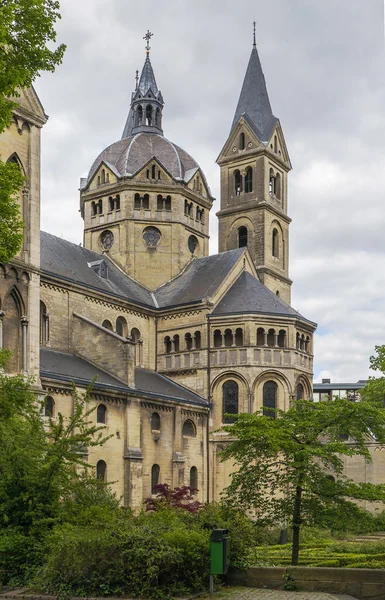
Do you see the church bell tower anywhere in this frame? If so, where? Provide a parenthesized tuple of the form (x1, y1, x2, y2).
(216, 26, 292, 303)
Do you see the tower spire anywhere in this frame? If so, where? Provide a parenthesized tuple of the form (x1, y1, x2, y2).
(253, 21, 256, 48)
(121, 31, 164, 139)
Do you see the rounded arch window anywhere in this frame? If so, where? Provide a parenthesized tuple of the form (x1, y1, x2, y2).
(239, 132, 245, 150)
(234, 170, 242, 195)
(188, 235, 198, 254)
(97, 404, 107, 424)
(100, 230, 114, 250)
(263, 381, 277, 418)
(223, 380, 239, 423)
(116, 316, 128, 337)
(151, 412, 161, 431)
(96, 460, 107, 481)
(190, 466, 198, 492)
(182, 419, 196, 437)
(131, 327, 141, 342)
(44, 396, 54, 417)
(238, 226, 248, 248)
(102, 319, 113, 331)
(151, 464, 160, 494)
(296, 383, 305, 401)
(143, 226, 161, 248)
(245, 167, 253, 193)
(272, 228, 279, 258)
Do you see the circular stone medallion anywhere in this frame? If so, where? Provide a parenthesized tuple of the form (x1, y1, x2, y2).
(143, 226, 161, 248)
(100, 230, 114, 250)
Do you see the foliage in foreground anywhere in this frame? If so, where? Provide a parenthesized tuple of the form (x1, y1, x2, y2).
(221, 371, 385, 566)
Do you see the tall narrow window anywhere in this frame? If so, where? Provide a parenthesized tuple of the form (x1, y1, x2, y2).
(101, 169, 105, 184)
(108, 197, 114, 211)
(151, 412, 161, 431)
(235, 328, 243, 346)
(185, 333, 193, 350)
(269, 169, 275, 195)
(157, 194, 163, 210)
(164, 336, 172, 353)
(274, 135, 278, 153)
(173, 334, 180, 352)
(213, 329, 222, 348)
(151, 464, 160, 493)
(102, 319, 113, 331)
(96, 460, 107, 481)
(190, 466, 198, 492)
(224, 329, 233, 347)
(278, 330, 286, 348)
(296, 383, 304, 401)
(151, 164, 156, 179)
(245, 167, 253, 193)
(194, 331, 201, 350)
(40, 301, 49, 344)
(234, 170, 242, 195)
(276, 173, 281, 199)
(257, 328, 265, 346)
(116, 316, 128, 337)
(146, 105, 153, 126)
(239, 132, 245, 150)
(143, 193, 150, 209)
(115, 195, 120, 210)
(97, 404, 107, 424)
(97, 199, 103, 214)
(272, 228, 279, 258)
(182, 420, 196, 437)
(267, 328, 275, 347)
(223, 380, 239, 423)
(44, 396, 54, 417)
(91, 201, 97, 216)
(134, 193, 141, 209)
(165, 195, 171, 210)
(137, 105, 143, 125)
(238, 226, 248, 248)
(263, 381, 277, 418)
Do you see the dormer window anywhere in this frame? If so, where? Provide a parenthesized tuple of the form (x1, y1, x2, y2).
(239, 132, 245, 150)
(88, 259, 108, 279)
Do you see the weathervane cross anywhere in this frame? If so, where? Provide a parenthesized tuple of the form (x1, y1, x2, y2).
(143, 29, 153, 55)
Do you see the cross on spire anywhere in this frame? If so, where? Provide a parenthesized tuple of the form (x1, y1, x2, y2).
(143, 29, 153, 55)
(253, 21, 256, 47)
(135, 69, 139, 90)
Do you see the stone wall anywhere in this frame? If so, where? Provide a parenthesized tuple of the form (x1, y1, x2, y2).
(228, 566, 385, 600)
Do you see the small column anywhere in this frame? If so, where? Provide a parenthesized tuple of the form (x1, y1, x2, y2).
(192, 335, 196, 350)
(138, 339, 143, 366)
(263, 332, 268, 347)
(171, 339, 175, 353)
(21, 316, 28, 375)
(232, 332, 237, 347)
(0, 310, 5, 350)
(274, 333, 279, 348)
(22, 187, 29, 260)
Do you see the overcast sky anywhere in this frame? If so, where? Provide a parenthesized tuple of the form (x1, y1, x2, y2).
(34, 0, 385, 383)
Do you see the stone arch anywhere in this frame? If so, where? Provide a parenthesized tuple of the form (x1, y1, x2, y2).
(7, 152, 26, 176)
(210, 371, 250, 427)
(229, 216, 253, 250)
(295, 375, 312, 401)
(252, 369, 292, 413)
(270, 220, 285, 267)
(3, 286, 25, 373)
(116, 316, 128, 337)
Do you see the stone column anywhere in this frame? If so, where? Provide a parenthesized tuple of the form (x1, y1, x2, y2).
(263, 332, 268, 347)
(0, 310, 5, 350)
(232, 332, 237, 347)
(21, 316, 29, 374)
(22, 187, 29, 261)
(274, 333, 279, 347)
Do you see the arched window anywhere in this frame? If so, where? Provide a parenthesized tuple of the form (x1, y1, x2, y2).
(151, 412, 161, 431)
(234, 170, 242, 195)
(275, 173, 281, 199)
(137, 105, 143, 125)
(106, 172, 110, 183)
(108, 197, 114, 212)
(238, 226, 248, 248)
(91, 201, 97, 216)
(101, 169, 105, 184)
(182, 419, 196, 437)
(257, 327, 265, 346)
(164, 336, 172, 353)
(213, 329, 222, 348)
(155, 107, 160, 126)
(173, 334, 180, 352)
(151, 464, 160, 494)
(40, 301, 49, 344)
(96, 460, 107, 481)
(235, 328, 243, 346)
(245, 167, 253, 193)
(296, 332, 300, 350)
(3, 287, 23, 373)
(146, 105, 153, 126)
(194, 331, 201, 350)
(274, 135, 278, 153)
(300, 335, 305, 351)
(272, 228, 279, 258)
(223, 380, 239, 423)
(97, 199, 103, 214)
(263, 381, 277, 418)
(134, 193, 141, 209)
(102, 319, 113, 331)
(143, 193, 149, 209)
(116, 195, 120, 210)
(296, 383, 304, 401)
(224, 328, 233, 347)
(278, 330, 286, 348)
(131, 327, 141, 342)
(97, 176, 100, 186)
(116, 316, 128, 337)
(239, 132, 245, 150)
(97, 404, 107, 424)
(184, 199, 189, 215)
(157, 194, 163, 210)
(267, 328, 275, 347)
(190, 466, 198, 492)
(269, 169, 275, 195)
(44, 396, 54, 417)
(165, 195, 171, 210)
(185, 332, 193, 350)
(151, 164, 156, 179)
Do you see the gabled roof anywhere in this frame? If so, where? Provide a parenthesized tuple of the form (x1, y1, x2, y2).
(231, 46, 278, 142)
(212, 271, 316, 325)
(154, 249, 245, 308)
(40, 348, 207, 406)
(40, 231, 155, 308)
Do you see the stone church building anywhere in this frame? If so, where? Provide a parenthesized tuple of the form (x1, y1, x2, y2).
(0, 36, 317, 510)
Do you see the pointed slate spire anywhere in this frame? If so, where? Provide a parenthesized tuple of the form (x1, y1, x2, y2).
(122, 31, 164, 139)
(231, 36, 277, 142)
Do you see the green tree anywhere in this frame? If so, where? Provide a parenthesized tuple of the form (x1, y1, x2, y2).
(0, 374, 110, 583)
(0, 0, 65, 261)
(220, 395, 385, 566)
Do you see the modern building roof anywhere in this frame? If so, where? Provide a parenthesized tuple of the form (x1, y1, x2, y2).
(231, 45, 278, 142)
(155, 248, 246, 308)
(40, 348, 207, 406)
(313, 381, 367, 391)
(40, 231, 156, 308)
(85, 133, 202, 186)
(212, 271, 314, 323)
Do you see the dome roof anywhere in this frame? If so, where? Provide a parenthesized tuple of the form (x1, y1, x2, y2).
(86, 132, 203, 186)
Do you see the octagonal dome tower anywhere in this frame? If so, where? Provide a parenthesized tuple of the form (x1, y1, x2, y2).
(80, 35, 214, 290)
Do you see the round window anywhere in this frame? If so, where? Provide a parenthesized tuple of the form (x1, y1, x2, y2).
(100, 230, 114, 250)
(143, 226, 161, 248)
(188, 235, 198, 254)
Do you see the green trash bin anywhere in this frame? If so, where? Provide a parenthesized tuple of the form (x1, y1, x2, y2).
(210, 529, 230, 575)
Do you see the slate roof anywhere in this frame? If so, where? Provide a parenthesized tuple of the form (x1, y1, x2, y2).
(40, 231, 155, 308)
(40, 348, 207, 406)
(231, 46, 278, 142)
(212, 271, 315, 324)
(155, 248, 246, 308)
(86, 133, 203, 186)
(137, 55, 159, 97)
